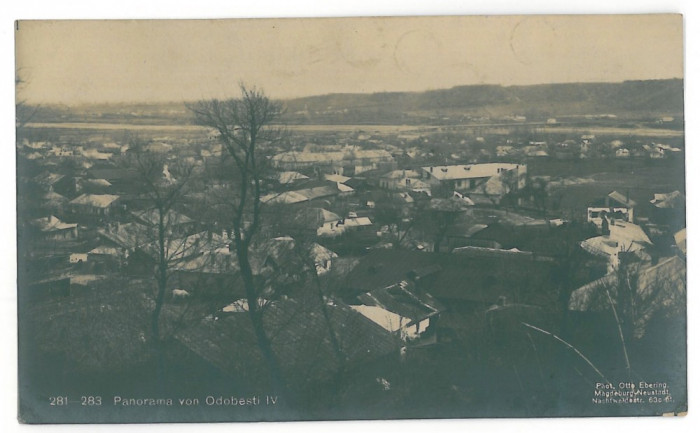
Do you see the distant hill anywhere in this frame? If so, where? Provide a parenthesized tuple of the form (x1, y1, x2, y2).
(281, 79, 684, 124)
(32, 79, 683, 126)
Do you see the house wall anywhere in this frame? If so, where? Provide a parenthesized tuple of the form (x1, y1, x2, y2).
(43, 227, 78, 241)
(587, 206, 633, 228)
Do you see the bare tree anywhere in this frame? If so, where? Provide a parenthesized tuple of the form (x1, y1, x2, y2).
(188, 85, 288, 396)
(527, 177, 550, 218)
(427, 197, 471, 252)
(124, 142, 195, 347)
(373, 191, 431, 249)
(15, 71, 39, 142)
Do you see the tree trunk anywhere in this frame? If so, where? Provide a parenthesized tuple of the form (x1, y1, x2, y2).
(235, 239, 289, 401)
(151, 212, 168, 387)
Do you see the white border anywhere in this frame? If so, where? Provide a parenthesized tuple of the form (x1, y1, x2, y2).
(3, 1, 698, 432)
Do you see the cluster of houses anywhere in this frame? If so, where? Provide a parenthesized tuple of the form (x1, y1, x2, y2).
(18, 127, 686, 394)
(491, 136, 683, 161)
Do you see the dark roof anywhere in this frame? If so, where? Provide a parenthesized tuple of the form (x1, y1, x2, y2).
(469, 222, 597, 257)
(650, 190, 685, 209)
(25, 286, 153, 373)
(33, 171, 65, 186)
(607, 190, 637, 207)
(29, 215, 77, 232)
(293, 179, 337, 190)
(69, 193, 120, 208)
(131, 209, 194, 227)
(175, 298, 399, 389)
(289, 207, 341, 230)
(590, 190, 637, 208)
(344, 249, 557, 305)
(568, 256, 685, 338)
(297, 185, 340, 201)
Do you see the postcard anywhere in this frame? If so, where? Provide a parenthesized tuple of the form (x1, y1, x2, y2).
(15, 15, 686, 423)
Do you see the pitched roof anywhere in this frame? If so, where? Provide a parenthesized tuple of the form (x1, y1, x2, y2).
(83, 178, 112, 188)
(349, 305, 405, 332)
(344, 249, 556, 305)
(324, 173, 351, 183)
(261, 190, 309, 204)
(69, 194, 120, 208)
(42, 191, 69, 207)
(340, 217, 372, 228)
(88, 246, 122, 256)
(568, 256, 686, 338)
(29, 215, 77, 232)
(291, 207, 342, 228)
(581, 221, 652, 260)
(569, 257, 685, 311)
(82, 149, 113, 160)
(608, 221, 652, 245)
(468, 174, 508, 196)
(277, 171, 310, 184)
(607, 190, 637, 207)
(674, 228, 686, 256)
(97, 222, 150, 249)
(33, 172, 65, 186)
(297, 185, 341, 201)
(381, 169, 422, 179)
(264, 180, 344, 204)
(357, 280, 445, 326)
(337, 182, 355, 193)
(650, 190, 685, 209)
(132, 208, 193, 227)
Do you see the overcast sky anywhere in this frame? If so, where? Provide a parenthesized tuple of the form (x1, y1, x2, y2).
(15, 15, 683, 104)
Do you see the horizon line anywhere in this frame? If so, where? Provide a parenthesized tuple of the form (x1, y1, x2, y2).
(20, 77, 684, 107)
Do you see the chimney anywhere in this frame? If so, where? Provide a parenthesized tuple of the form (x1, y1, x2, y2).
(430, 166, 434, 173)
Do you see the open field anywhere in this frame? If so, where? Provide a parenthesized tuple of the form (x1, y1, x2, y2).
(26, 121, 684, 138)
(532, 125, 684, 137)
(530, 159, 685, 220)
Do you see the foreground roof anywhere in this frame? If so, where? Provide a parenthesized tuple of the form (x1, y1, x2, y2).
(344, 249, 556, 305)
(175, 298, 400, 389)
(568, 256, 686, 338)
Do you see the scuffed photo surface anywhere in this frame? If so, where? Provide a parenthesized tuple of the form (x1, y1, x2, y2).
(15, 16, 686, 423)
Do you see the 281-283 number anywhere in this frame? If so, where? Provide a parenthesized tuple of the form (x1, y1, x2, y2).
(49, 396, 102, 406)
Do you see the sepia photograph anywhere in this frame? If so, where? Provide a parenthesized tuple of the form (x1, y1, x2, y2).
(13, 12, 688, 425)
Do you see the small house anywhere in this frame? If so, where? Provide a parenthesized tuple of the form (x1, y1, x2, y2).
(68, 194, 121, 218)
